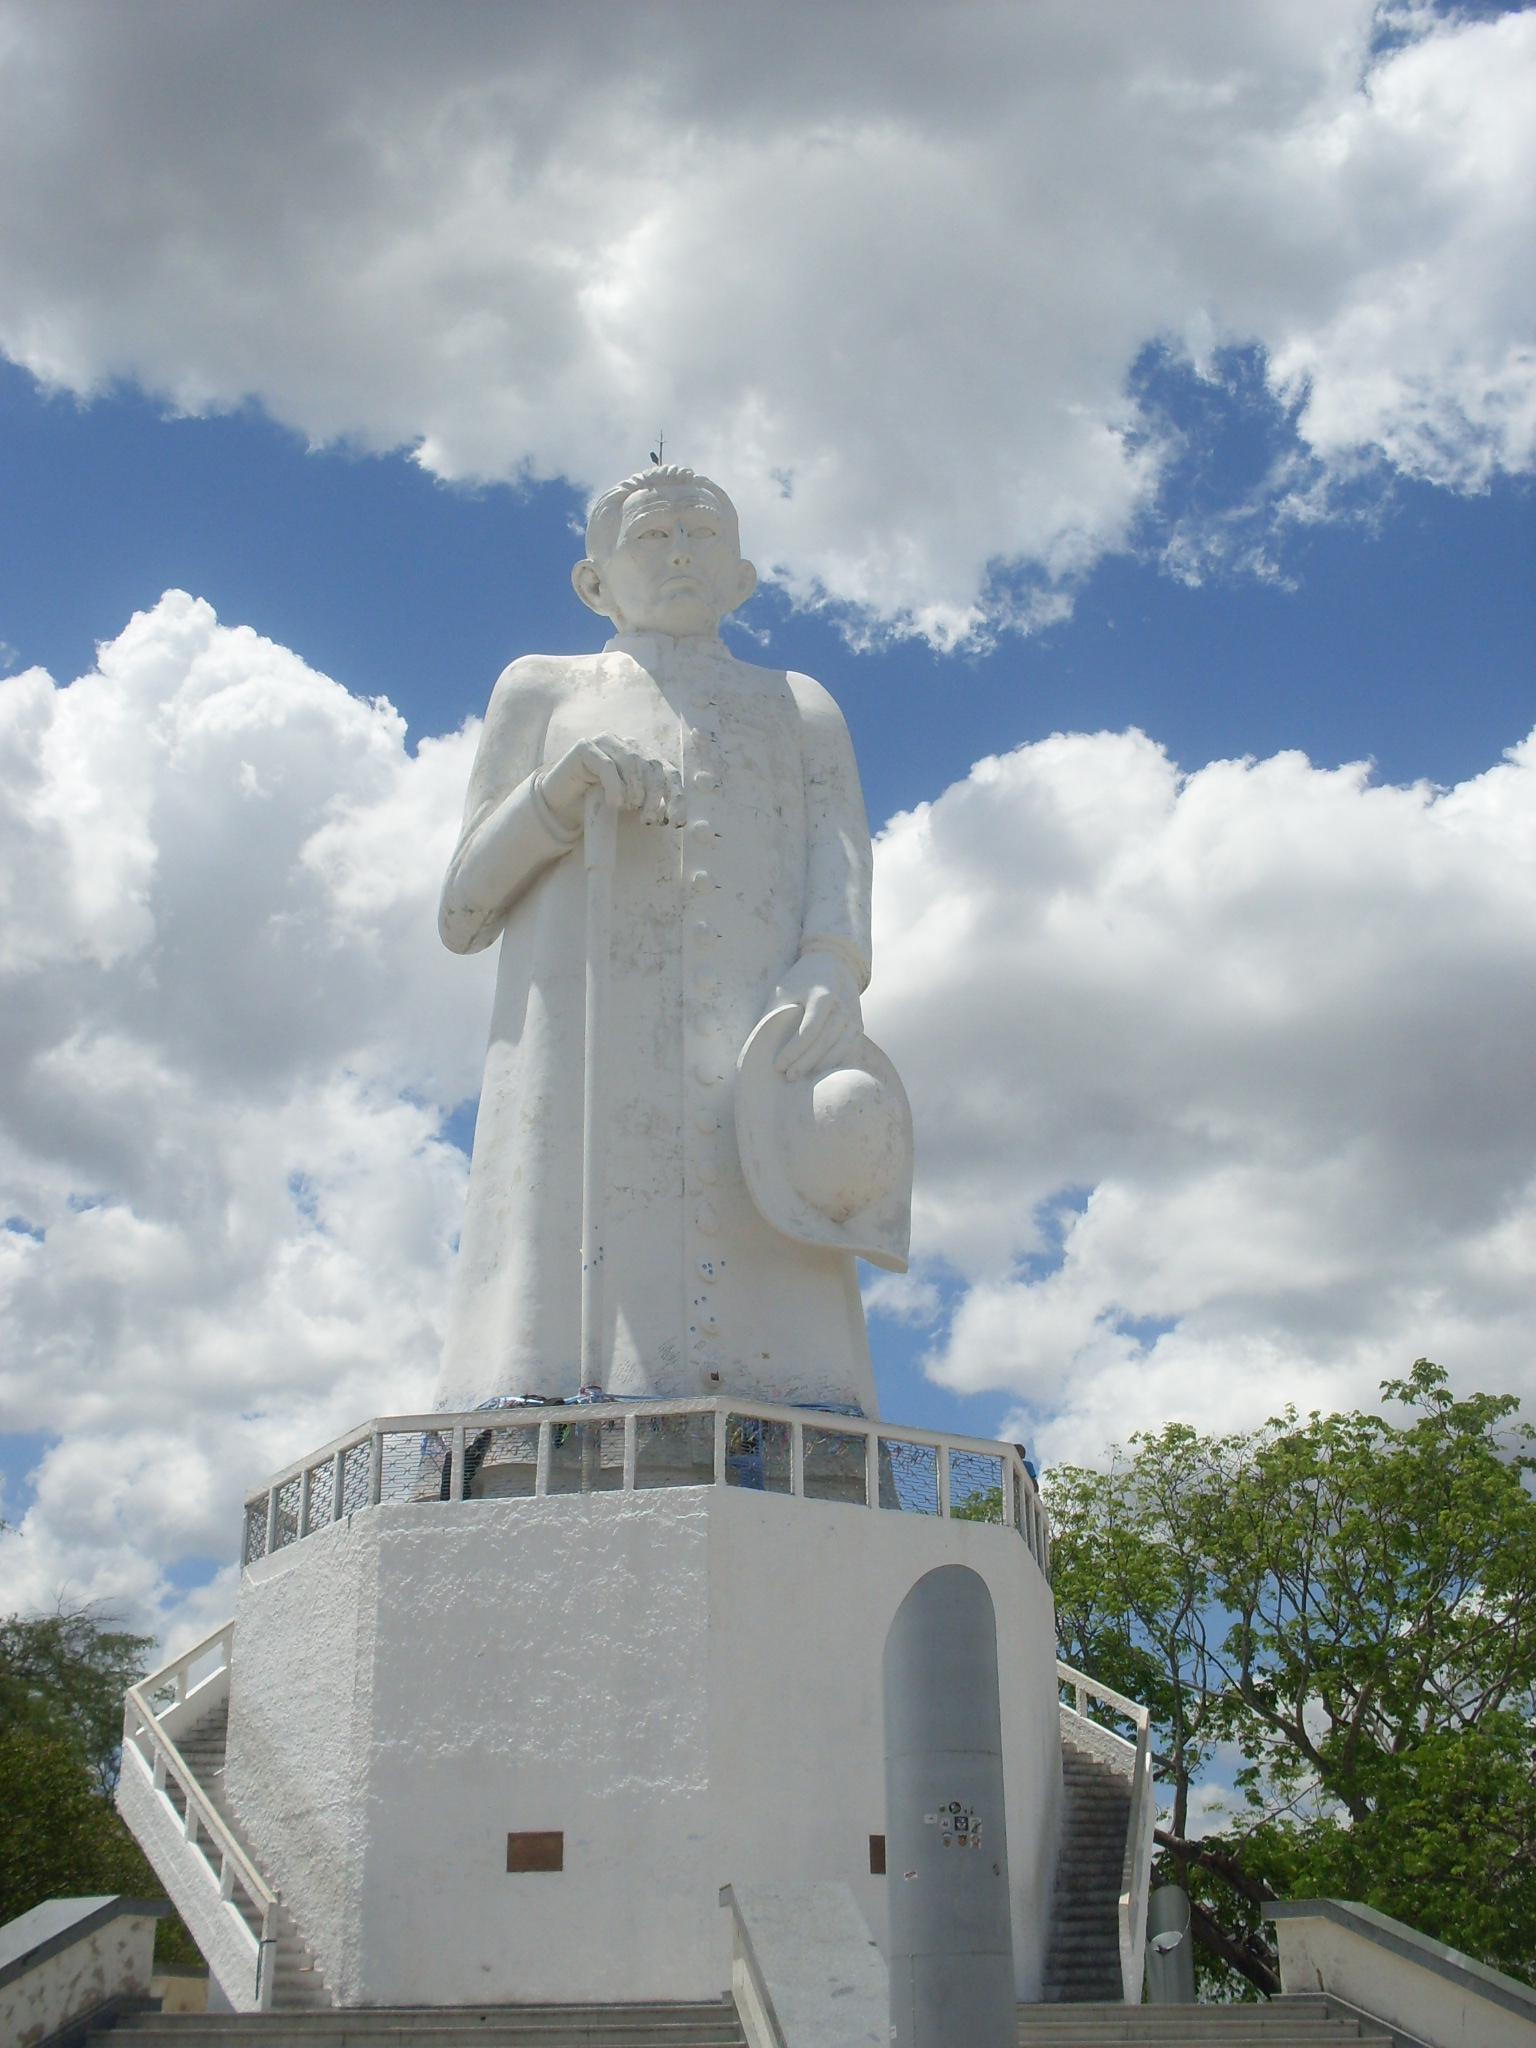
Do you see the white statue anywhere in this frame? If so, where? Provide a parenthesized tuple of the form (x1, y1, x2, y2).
(436, 466, 911, 1416)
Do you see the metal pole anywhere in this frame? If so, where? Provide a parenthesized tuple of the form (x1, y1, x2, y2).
(580, 787, 617, 1395)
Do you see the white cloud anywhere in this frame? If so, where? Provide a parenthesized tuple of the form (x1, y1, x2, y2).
(0, 2, 1530, 641)
(0, 594, 491, 1642)
(864, 726, 1536, 1465)
(4, 597, 1534, 1643)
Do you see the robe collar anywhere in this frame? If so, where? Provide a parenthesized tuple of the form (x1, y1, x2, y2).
(604, 629, 734, 668)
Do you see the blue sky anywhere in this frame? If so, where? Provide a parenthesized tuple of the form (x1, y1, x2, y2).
(4, 355, 1531, 827)
(0, 1, 1532, 1634)
(1, 347, 1529, 1467)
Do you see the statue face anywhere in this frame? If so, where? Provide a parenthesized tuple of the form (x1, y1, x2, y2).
(573, 482, 757, 636)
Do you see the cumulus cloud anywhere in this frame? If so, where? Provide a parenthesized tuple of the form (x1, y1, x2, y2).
(864, 726, 1536, 1463)
(0, 595, 491, 1639)
(0, 1, 1530, 641)
(4, 596, 1534, 1640)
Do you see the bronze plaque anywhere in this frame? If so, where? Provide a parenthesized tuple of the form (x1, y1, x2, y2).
(869, 1833, 887, 1875)
(507, 1830, 564, 1872)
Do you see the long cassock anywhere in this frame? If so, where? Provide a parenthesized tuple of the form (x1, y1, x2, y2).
(436, 628, 880, 1419)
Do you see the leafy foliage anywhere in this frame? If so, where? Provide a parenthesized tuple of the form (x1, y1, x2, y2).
(0, 1605, 202, 1968)
(0, 1608, 155, 1794)
(1043, 1362, 1536, 1993)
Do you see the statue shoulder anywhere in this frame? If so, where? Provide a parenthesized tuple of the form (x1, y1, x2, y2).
(485, 650, 598, 706)
(783, 666, 851, 734)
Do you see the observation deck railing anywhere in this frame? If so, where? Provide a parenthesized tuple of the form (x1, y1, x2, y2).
(241, 1396, 1050, 1583)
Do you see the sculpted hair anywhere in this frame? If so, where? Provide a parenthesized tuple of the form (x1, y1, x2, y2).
(584, 465, 740, 565)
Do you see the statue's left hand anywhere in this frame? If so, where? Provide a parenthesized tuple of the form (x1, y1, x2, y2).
(772, 951, 864, 1082)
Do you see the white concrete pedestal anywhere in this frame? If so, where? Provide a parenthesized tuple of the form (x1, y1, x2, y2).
(224, 1481, 1061, 2007)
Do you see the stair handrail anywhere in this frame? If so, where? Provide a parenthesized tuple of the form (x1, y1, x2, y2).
(1056, 1659, 1155, 2006)
(122, 1623, 280, 2010)
(138, 1616, 235, 1709)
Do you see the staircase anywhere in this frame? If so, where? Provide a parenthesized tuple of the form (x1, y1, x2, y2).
(83, 1995, 1391, 2047)
(117, 1623, 331, 2015)
(1042, 1710, 1136, 2002)
(162, 1698, 330, 2011)
(90, 2007, 746, 2047)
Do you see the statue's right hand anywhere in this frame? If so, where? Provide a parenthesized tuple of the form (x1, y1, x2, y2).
(537, 734, 677, 833)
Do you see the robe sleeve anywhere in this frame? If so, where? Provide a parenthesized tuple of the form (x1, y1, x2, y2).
(786, 670, 874, 992)
(438, 660, 577, 956)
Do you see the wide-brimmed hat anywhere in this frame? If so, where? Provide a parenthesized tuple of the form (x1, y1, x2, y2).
(735, 1002, 912, 1271)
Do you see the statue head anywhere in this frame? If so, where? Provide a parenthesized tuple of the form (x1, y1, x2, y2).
(573, 465, 758, 638)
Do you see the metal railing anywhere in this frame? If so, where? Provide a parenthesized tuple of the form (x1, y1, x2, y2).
(1057, 1660, 1156, 2006)
(241, 1396, 1050, 1583)
(121, 1621, 279, 2010)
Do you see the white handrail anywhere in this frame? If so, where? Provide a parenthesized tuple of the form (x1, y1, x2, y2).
(1056, 1659, 1155, 2004)
(139, 1617, 235, 1707)
(242, 1397, 1052, 1585)
(123, 1624, 279, 2010)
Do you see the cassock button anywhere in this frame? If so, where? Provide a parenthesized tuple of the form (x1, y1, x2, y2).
(688, 818, 713, 842)
(695, 1201, 720, 1236)
(694, 1014, 719, 1038)
(692, 920, 716, 944)
(689, 870, 712, 892)
(692, 770, 719, 792)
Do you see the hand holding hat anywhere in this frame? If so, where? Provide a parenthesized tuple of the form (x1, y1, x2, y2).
(735, 961, 913, 1273)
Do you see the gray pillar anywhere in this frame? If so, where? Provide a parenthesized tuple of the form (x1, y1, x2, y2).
(883, 1564, 1016, 2048)
(1146, 1884, 1197, 2003)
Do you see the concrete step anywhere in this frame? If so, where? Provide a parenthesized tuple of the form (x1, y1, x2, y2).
(1017, 1998, 1392, 2042)
(101, 2009, 746, 2048)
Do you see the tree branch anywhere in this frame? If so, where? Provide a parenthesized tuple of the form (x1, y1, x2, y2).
(1187, 1896, 1282, 1998)
(1155, 1827, 1279, 1911)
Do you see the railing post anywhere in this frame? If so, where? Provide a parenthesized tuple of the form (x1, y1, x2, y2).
(220, 1851, 235, 1902)
(535, 1419, 551, 1496)
(623, 1411, 637, 1489)
(790, 1419, 804, 1498)
(937, 1443, 951, 1518)
(1075, 1681, 1088, 1717)
(866, 1427, 880, 1509)
(369, 1431, 384, 1506)
(449, 1425, 466, 1503)
(714, 1403, 727, 1486)
(265, 1487, 279, 1555)
(257, 1902, 277, 2011)
(332, 1446, 346, 1521)
(153, 1750, 167, 1791)
(298, 1464, 312, 1539)
(183, 1786, 198, 1844)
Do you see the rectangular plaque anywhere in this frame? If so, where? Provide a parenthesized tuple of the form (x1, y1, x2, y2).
(507, 1830, 563, 1872)
(869, 1833, 886, 1875)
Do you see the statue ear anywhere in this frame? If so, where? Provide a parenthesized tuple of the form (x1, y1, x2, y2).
(572, 558, 612, 617)
(731, 559, 758, 612)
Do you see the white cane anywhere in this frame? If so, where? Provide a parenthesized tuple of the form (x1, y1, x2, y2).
(579, 784, 618, 1396)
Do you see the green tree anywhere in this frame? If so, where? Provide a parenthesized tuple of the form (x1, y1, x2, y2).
(1044, 1363, 1536, 1994)
(0, 1605, 201, 1968)
(1049, 1426, 1232, 1843)
(0, 1607, 154, 1794)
